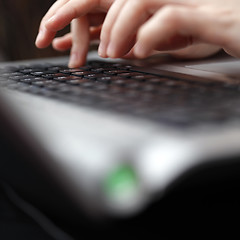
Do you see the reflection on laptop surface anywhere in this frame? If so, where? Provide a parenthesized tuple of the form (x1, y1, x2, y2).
(0, 51, 240, 230)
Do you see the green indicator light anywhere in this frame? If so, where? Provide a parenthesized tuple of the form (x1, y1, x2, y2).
(104, 165, 139, 200)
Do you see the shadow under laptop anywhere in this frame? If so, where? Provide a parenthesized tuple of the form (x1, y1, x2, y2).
(0, 128, 240, 239)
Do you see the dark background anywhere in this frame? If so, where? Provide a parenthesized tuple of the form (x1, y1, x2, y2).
(0, 0, 68, 61)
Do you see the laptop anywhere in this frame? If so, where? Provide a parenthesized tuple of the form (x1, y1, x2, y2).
(1, 50, 240, 223)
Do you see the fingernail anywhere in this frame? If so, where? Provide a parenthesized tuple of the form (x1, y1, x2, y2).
(98, 41, 107, 58)
(69, 52, 80, 68)
(106, 42, 117, 58)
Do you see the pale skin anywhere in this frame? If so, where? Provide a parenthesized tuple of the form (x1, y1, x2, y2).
(35, 0, 240, 68)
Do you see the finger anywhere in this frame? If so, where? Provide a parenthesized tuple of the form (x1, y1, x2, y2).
(39, 0, 69, 30)
(168, 43, 221, 59)
(52, 25, 102, 52)
(36, 0, 69, 48)
(123, 49, 163, 59)
(45, 0, 112, 32)
(134, 6, 233, 58)
(105, 0, 195, 58)
(99, 0, 127, 58)
(52, 33, 72, 51)
(69, 16, 90, 68)
(106, 0, 151, 58)
(38, 0, 112, 50)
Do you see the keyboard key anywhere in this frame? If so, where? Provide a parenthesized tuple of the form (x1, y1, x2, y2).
(2, 60, 240, 127)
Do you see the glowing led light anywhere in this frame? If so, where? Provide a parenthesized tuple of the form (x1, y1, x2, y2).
(104, 165, 139, 201)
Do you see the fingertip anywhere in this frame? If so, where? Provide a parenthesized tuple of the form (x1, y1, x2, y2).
(52, 37, 64, 50)
(35, 29, 45, 48)
(98, 41, 108, 58)
(106, 42, 119, 58)
(35, 28, 53, 49)
(133, 43, 149, 59)
(68, 52, 78, 68)
(52, 37, 59, 46)
(52, 38, 64, 52)
(68, 51, 86, 68)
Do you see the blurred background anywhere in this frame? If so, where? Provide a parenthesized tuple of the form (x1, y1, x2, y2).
(0, 0, 69, 62)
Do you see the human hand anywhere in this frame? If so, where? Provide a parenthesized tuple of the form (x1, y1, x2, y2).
(36, 0, 239, 66)
(101, 0, 240, 59)
(35, 0, 114, 67)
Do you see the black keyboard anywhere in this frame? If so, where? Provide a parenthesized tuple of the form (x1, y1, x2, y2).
(1, 60, 240, 127)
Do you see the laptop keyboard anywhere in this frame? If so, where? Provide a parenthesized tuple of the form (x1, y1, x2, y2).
(1, 60, 240, 127)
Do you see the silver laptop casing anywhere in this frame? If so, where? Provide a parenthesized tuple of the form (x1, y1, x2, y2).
(1, 52, 240, 218)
